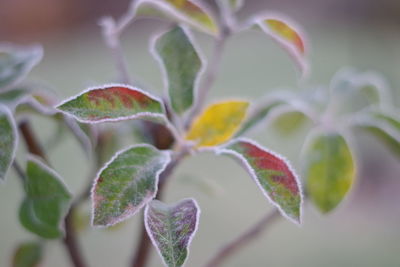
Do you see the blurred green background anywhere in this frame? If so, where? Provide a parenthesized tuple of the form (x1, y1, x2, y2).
(1, 0, 400, 266)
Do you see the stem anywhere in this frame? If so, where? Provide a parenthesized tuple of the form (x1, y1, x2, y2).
(18, 120, 88, 267)
(130, 148, 189, 267)
(205, 209, 280, 267)
(12, 161, 27, 183)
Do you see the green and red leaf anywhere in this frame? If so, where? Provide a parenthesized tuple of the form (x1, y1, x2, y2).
(56, 84, 165, 124)
(134, 0, 219, 35)
(0, 105, 18, 182)
(217, 138, 302, 224)
(19, 156, 72, 239)
(145, 198, 200, 267)
(153, 25, 203, 114)
(91, 144, 171, 227)
(304, 131, 356, 213)
(253, 14, 308, 75)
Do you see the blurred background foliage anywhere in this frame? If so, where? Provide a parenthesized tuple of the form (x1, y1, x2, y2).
(0, 0, 399, 266)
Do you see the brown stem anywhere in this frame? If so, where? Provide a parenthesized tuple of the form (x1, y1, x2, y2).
(205, 209, 281, 267)
(18, 120, 88, 267)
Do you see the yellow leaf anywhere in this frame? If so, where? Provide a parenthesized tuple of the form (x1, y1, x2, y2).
(186, 100, 249, 147)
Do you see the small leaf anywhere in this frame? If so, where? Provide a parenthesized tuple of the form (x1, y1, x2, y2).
(145, 198, 200, 267)
(254, 15, 308, 74)
(134, 0, 218, 35)
(12, 241, 43, 267)
(217, 138, 302, 224)
(154, 26, 203, 114)
(304, 132, 355, 213)
(354, 118, 400, 159)
(272, 110, 308, 135)
(19, 156, 72, 239)
(235, 100, 283, 136)
(91, 144, 171, 227)
(186, 100, 249, 147)
(0, 88, 28, 107)
(0, 44, 43, 90)
(0, 105, 17, 182)
(371, 111, 400, 132)
(56, 84, 165, 124)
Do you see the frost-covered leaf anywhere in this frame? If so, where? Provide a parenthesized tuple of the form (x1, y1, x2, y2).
(91, 144, 171, 227)
(0, 105, 17, 182)
(0, 88, 28, 107)
(56, 84, 165, 124)
(304, 132, 355, 213)
(134, 0, 218, 35)
(0, 44, 43, 90)
(145, 198, 200, 267)
(186, 100, 249, 147)
(272, 110, 308, 135)
(354, 117, 400, 159)
(254, 14, 308, 74)
(12, 241, 43, 267)
(19, 156, 72, 239)
(154, 26, 203, 114)
(235, 100, 283, 136)
(217, 138, 302, 224)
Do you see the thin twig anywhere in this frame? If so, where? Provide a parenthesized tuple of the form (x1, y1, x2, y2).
(205, 209, 281, 267)
(18, 120, 88, 267)
(12, 161, 27, 183)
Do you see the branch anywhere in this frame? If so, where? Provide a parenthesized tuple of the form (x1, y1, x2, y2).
(205, 209, 281, 267)
(18, 120, 88, 267)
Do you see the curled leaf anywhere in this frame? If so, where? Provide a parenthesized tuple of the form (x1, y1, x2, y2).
(154, 26, 203, 114)
(0, 105, 17, 182)
(91, 144, 171, 227)
(217, 138, 302, 224)
(56, 84, 165, 124)
(19, 156, 72, 239)
(0, 44, 43, 90)
(145, 198, 200, 267)
(304, 132, 355, 213)
(134, 0, 218, 35)
(186, 100, 249, 147)
(254, 14, 308, 75)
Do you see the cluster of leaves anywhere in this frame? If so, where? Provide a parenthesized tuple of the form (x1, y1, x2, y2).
(1, 0, 399, 267)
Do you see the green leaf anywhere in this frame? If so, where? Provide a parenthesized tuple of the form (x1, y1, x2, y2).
(0, 88, 28, 107)
(272, 110, 308, 135)
(0, 105, 17, 182)
(154, 26, 203, 114)
(304, 132, 355, 213)
(56, 84, 166, 124)
(19, 156, 72, 239)
(235, 100, 283, 136)
(354, 117, 400, 159)
(145, 198, 200, 267)
(134, 0, 219, 35)
(217, 138, 302, 224)
(12, 241, 43, 267)
(0, 44, 43, 90)
(92, 144, 171, 227)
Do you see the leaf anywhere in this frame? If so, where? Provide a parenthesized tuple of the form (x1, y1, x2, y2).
(12, 241, 43, 267)
(272, 110, 308, 135)
(154, 26, 203, 114)
(0, 88, 28, 107)
(145, 198, 200, 267)
(304, 132, 355, 213)
(19, 156, 72, 239)
(254, 14, 308, 74)
(235, 100, 283, 136)
(56, 84, 165, 124)
(217, 138, 302, 224)
(186, 100, 249, 147)
(134, 0, 218, 35)
(354, 117, 400, 159)
(0, 105, 17, 182)
(0, 44, 43, 90)
(91, 144, 171, 227)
